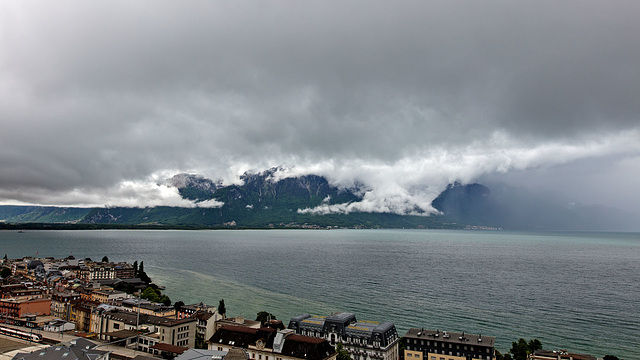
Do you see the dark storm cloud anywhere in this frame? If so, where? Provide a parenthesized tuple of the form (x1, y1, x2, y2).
(1, 0, 639, 211)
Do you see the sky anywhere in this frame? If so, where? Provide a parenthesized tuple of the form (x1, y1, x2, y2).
(1, 1, 639, 216)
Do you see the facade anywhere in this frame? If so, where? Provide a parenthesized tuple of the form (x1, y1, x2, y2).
(0, 298, 52, 318)
(121, 298, 175, 317)
(113, 263, 135, 279)
(50, 292, 81, 321)
(194, 310, 222, 348)
(288, 313, 399, 360)
(77, 265, 115, 281)
(43, 319, 76, 332)
(208, 325, 337, 360)
(92, 309, 197, 350)
(402, 328, 495, 360)
(70, 300, 100, 332)
(91, 289, 128, 304)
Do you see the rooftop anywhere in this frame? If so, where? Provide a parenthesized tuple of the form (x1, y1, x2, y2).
(403, 328, 495, 347)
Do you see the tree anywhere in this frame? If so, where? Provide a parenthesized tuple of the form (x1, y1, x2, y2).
(510, 339, 530, 360)
(174, 301, 185, 311)
(603, 356, 620, 360)
(174, 301, 185, 315)
(256, 311, 277, 325)
(0, 267, 11, 278)
(509, 338, 542, 360)
(336, 343, 351, 360)
(102, 256, 109, 263)
(218, 299, 226, 317)
(3, 254, 7, 260)
(527, 339, 542, 353)
(160, 295, 172, 306)
(137, 261, 151, 283)
(141, 286, 161, 302)
(133, 261, 138, 276)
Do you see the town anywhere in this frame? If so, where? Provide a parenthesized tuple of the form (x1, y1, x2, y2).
(0, 255, 610, 360)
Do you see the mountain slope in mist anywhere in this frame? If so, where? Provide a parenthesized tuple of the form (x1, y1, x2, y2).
(432, 183, 637, 231)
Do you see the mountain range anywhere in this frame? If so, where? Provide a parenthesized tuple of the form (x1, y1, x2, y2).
(0, 168, 635, 231)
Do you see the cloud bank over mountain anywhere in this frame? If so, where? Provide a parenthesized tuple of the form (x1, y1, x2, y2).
(1, 1, 639, 216)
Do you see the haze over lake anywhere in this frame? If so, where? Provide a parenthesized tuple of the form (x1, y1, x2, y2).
(2, 229, 638, 359)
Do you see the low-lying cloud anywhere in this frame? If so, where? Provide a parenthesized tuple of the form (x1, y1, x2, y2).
(1, 1, 639, 215)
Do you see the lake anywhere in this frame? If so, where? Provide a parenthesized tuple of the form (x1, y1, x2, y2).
(1, 229, 638, 359)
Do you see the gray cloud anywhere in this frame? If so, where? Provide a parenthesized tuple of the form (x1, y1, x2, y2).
(1, 1, 639, 213)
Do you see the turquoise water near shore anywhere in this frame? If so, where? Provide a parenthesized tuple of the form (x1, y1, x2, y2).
(1, 229, 638, 359)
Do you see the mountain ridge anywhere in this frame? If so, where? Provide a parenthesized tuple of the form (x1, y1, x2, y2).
(0, 170, 635, 231)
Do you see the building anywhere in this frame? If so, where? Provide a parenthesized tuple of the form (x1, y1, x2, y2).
(113, 263, 135, 279)
(288, 313, 399, 360)
(43, 319, 76, 332)
(194, 311, 222, 348)
(11, 338, 110, 360)
(91, 289, 128, 304)
(208, 325, 337, 360)
(92, 309, 197, 350)
(0, 298, 52, 318)
(178, 303, 218, 319)
(402, 328, 495, 360)
(77, 265, 115, 281)
(530, 349, 597, 360)
(70, 300, 100, 332)
(50, 292, 82, 321)
(121, 298, 175, 318)
(215, 317, 261, 331)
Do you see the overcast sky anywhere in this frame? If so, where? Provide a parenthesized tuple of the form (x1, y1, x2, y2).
(1, 1, 639, 215)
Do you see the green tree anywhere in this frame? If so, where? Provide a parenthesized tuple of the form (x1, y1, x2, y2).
(509, 338, 542, 360)
(510, 339, 529, 360)
(0, 267, 12, 278)
(102, 256, 109, 263)
(218, 299, 226, 317)
(141, 286, 161, 302)
(160, 295, 171, 306)
(527, 339, 542, 353)
(133, 261, 138, 276)
(603, 356, 620, 360)
(256, 311, 277, 325)
(336, 343, 351, 360)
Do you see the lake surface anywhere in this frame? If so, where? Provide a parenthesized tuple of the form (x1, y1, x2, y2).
(1, 229, 638, 359)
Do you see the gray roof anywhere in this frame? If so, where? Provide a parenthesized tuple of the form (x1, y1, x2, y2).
(224, 349, 248, 360)
(175, 349, 227, 360)
(403, 328, 495, 348)
(289, 313, 398, 347)
(100, 309, 195, 327)
(11, 339, 109, 360)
